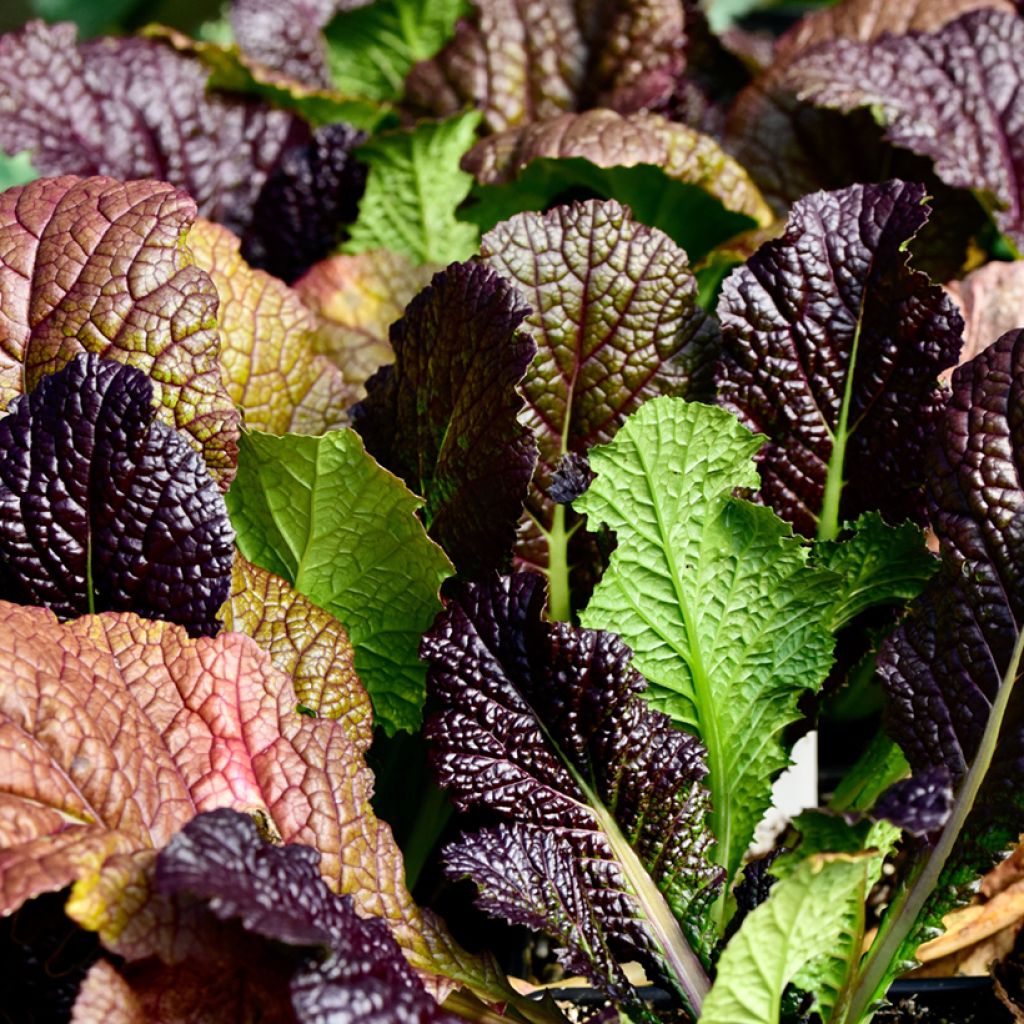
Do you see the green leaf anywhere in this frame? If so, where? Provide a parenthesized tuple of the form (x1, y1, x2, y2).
(830, 732, 910, 815)
(462, 157, 758, 265)
(0, 150, 38, 191)
(701, 839, 893, 1024)
(225, 428, 453, 735)
(576, 397, 836, 893)
(30, 0, 143, 37)
(143, 26, 390, 132)
(324, 0, 468, 102)
(344, 112, 482, 265)
(813, 513, 938, 631)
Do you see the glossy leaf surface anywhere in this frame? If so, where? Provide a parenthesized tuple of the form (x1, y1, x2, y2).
(188, 218, 353, 435)
(0, 354, 233, 635)
(355, 262, 537, 577)
(577, 397, 836, 886)
(0, 22, 306, 238)
(424, 572, 721, 1015)
(715, 181, 962, 537)
(788, 9, 1024, 250)
(227, 428, 453, 733)
(0, 175, 240, 485)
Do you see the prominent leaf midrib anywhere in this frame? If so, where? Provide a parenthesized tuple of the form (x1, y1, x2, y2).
(579, 773, 711, 1013)
(843, 625, 1024, 1024)
(293, 444, 324, 593)
(632, 436, 729, 882)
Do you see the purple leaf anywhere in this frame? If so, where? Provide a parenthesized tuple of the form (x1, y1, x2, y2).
(547, 452, 594, 505)
(241, 123, 368, 284)
(354, 262, 538, 578)
(787, 8, 1024, 250)
(869, 329, 1024, 970)
(872, 768, 954, 837)
(231, 0, 372, 89)
(715, 180, 962, 537)
(422, 572, 721, 1015)
(880, 329, 1024, 785)
(0, 21, 307, 238)
(0, 353, 233, 636)
(157, 808, 462, 1024)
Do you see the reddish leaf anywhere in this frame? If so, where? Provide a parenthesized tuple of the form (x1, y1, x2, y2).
(0, 176, 239, 486)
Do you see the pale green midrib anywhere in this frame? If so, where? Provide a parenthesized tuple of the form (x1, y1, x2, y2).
(841, 626, 1024, 1024)
(531, 702, 710, 1013)
(818, 290, 869, 543)
(578, 775, 711, 1014)
(544, 371, 576, 623)
(85, 529, 96, 615)
(631, 439, 729, 886)
(292, 444, 324, 593)
(827, 868, 869, 1024)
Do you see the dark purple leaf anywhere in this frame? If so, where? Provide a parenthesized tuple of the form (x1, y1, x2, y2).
(155, 808, 462, 1024)
(422, 572, 722, 1015)
(479, 199, 717, 596)
(231, 0, 372, 89)
(0, 21, 307, 238)
(872, 768, 953, 837)
(547, 452, 594, 505)
(880, 329, 1024, 787)
(873, 329, 1024, 966)
(241, 123, 368, 284)
(405, 0, 745, 135)
(786, 8, 1024, 250)
(354, 262, 537, 578)
(721, 0, 1004, 281)
(0, 353, 233, 636)
(715, 180, 962, 537)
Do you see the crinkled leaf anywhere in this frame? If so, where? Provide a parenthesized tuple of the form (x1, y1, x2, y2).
(576, 397, 837, 888)
(0, 175, 240, 486)
(344, 113, 481, 264)
(354, 262, 537, 578)
(873, 768, 954, 836)
(73, 950, 293, 1024)
(775, 0, 1013, 63)
(157, 809, 463, 1024)
(0, 21, 308, 238)
(715, 180, 963, 538)
(0, 354, 233, 636)
(71, 961, 146, 1024)
(187, 219, 353, 435)
(0, 149, 37, 189)
(946, 259, 1024, 373)
(0, 603, 331, 913)
(722, 1, 1003, 282)
(877, 329, 1024, 961)
(405, 0, 739, 134)
(423, 572, 722, 1016)
(146, 25, 388, 132)
(222, 555, 371, 748)
(0, 599, 494, 998)
(226, 428, 453, 733)
(701, 850, 888, 1024)
(295, 250, 438, 395)
(323, 0, 467, 101)
(464, 110, 773, 243)
(231, 0, 371, 88)
(464, 157, 760, 271)
(812, 514, 938, 631)
(479, 200, 716, 584)
(240, 123, 368, 285)
(787, 9, 1024, 250)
